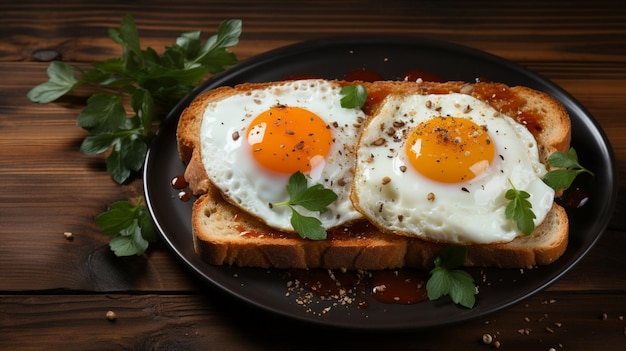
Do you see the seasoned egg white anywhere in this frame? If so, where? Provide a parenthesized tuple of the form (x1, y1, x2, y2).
(199, 79, 365, 232)
(351, 93, 555, 244)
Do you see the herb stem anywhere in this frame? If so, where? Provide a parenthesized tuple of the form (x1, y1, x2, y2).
(82, 83, 133, 97)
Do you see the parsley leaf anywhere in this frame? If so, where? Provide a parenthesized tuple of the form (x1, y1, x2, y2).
(26, 61, 78, 103)
(505, 180, 536, 235)
(273, 171, 338, 240)
(426, 246, 476, 308)
(109, 226, 149, 257)
(339, 84, 368, 108)
(289, 211, 327, 241)
(94, 197, 158, 256)
(543, 147, 594, 191)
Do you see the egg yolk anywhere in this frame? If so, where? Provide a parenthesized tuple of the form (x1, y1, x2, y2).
(246, 105, 332, 174)
(405, 116, 494, 183)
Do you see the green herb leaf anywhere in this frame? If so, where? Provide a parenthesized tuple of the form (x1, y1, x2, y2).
(137, 206, 159, 243)
(120, 135, 148, 172)
(95, 200, 138, 235)
(285, 170, 309, 199)
(290, 184, 338, 213)
(94, 197, 157, 256)
(437, 245, 467, 269)
(106, 146, 131, 185)
(118, 14, 142, 58)
(26, 61, 79, 103)
(505, 180, 536, 235)
(339, 84, 368, 108)
(131, 88, 155, 134)
(192, 19, 241, 72)
(426, 246, 476, 308)
(290, 210, 327, 240)
(80, 132, 119, 155)
(273, 171, 338, 240)
(543, 147, 594, 191)
(77, 94, 127, 133)
(109, 226, 149, 257)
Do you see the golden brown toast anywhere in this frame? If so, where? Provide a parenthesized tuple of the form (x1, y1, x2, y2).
(177, 79, 571, 270)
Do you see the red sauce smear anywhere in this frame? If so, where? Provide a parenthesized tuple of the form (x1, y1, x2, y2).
(558, 186, 591, 209)
(233, 214, 300, 239)
(326, 221, 375, 241)
(284, 73, 320, 81)
(472, 84, 543, 136)
(171, 175, 191, 202)
(236, 225, 298, 239)
(370, 269, 429, 304)
(344, 68, 384, 82)
(289, 267, 429, 306)
(178, 190, 191, 202)
(402, 69, 444, 82)
(171, 175, 188, 189)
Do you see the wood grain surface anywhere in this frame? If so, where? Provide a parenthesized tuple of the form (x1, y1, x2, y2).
(1, 1, 625, 350)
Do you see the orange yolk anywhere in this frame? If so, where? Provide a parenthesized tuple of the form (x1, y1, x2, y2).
(405, 116, 494, 183)
(246, 105, 332, 174)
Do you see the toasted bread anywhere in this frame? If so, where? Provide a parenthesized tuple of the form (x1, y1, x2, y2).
(177, 79, 571, 270)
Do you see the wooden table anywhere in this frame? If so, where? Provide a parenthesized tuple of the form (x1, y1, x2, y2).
(2, 1, 625, 349)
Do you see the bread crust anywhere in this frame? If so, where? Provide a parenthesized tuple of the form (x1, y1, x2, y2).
(192, 190, 568, 270)
(179, 79, 571, 270)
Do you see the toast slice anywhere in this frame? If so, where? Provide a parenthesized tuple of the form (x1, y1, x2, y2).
(178, 79, 571, 270)
(192, 185, 568, 270)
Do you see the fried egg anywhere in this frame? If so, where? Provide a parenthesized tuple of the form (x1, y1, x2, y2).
(351, 93, 555, 244)
(199, 79, 365, 232)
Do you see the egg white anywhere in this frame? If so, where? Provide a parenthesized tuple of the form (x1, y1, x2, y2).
(351, 93, 555, 244)
(199, 79, 365, 232)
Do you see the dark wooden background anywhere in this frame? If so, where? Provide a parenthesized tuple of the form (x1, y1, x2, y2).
(1, 1, 625, 350)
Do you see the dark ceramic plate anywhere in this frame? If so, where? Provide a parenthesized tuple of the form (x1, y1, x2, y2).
(143, 36, 617, 330)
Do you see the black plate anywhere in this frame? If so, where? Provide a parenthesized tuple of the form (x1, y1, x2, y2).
(143, 36, 617, 330)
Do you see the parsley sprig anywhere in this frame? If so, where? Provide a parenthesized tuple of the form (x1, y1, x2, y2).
(339, 84, 368, 108)
(426, 246, 476, 308)
(543, 147, 594, 191)
(272, 171, 338, 240)
(27, 14, 242, 184)
(505, 179, 536, 236)
(94, 197, 158, 256)
(28, 15, 242, 256)
(505, 147, 594, 235)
